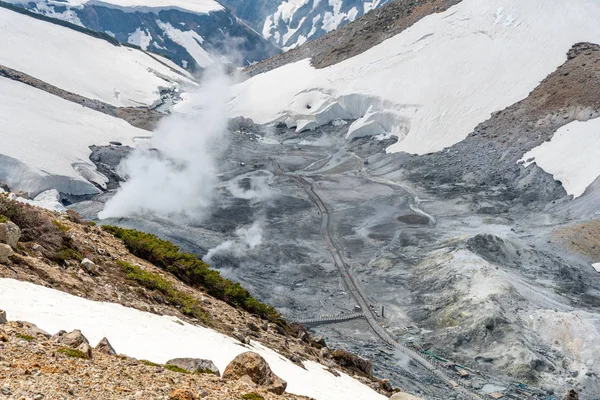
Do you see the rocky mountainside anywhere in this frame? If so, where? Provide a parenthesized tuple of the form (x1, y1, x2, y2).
(2, 0, 279, 71)
(219, 0, 391, 50)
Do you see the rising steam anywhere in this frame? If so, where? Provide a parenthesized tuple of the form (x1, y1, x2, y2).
(98, 67, 231, 221)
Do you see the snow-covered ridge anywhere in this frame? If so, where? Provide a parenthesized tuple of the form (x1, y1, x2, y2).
(0, 278, 386, 400)
(7, 0, 223, 15)
(0, 78, 145, 196)
(0, 6, 193, 107)
(521, 117, 600, 198)
(230, 0, 600, 155)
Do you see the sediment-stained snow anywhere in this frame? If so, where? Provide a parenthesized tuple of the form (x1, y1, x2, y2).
(0, 78, 144, 196)
(230, 0, 600, 155)
(521, 117, 600, 198)
(0, 7, 192, 107)
(0, 278, 385, 400)
(7, 0, 223, 15)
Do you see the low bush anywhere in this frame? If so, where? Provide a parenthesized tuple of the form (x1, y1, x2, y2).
(164, 364, 190, 374)
(140, 360, 160, 367)
(16, 333, 35, 341)
(241, 393, 264, 400)
(104, 226, 285, 325)
(118, 261, 209, 323)
(57, 347, 87, 359)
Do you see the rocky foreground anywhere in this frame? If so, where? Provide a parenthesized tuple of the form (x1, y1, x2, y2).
(0, 312, 304, 400)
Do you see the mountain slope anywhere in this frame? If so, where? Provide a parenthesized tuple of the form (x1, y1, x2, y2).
(220, 0, 391, 50)
(4, 0, 280, 71)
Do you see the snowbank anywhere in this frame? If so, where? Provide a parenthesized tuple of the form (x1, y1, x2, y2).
(230, 0, 600, 154)
(521, 117, 600, 198)
(0, 7, 193, 107)
(0, 78, 144, 196)
(6, 0, 223, 15)
(0, 278, 385, 400)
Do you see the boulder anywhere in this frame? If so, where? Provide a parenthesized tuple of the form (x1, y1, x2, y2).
(77, 342, 93, 359)
(80, 258, 98, 275)
(0, 310, 7, 324)
(0, 244, 13, 263)
(166, 358, 220, 376)
(52, 329, 89, 348)
(0, 221, 20, 248)
(95, 337, 117, 355)
(223, 352, 287, 395)
(389, 393, 424, 400)
(563, 389, 579, 400)
(25, 323, 51, 339)
(330, 349, 373, 377)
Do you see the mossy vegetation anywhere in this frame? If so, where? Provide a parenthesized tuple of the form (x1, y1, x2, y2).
(57, 347, 87, 359)
(118, 261, 210, 323)
(241, 394, 264, 400)
(52, 219, 70, 232)
(16, 333, 35, 341)
(0, 215, 9, 223)
(140, 359, 161, 367)
(164, 364, 190, 374)
(104, 226, 285, 325)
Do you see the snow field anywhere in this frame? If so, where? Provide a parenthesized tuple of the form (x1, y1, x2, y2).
(0, 6, 193, 107)
(230, 0, 600, 155)
(6, 0, 223, 15)
(0, 278, 386, 400)
(521, 117, 600, 198)
(0, 78, 145, 196)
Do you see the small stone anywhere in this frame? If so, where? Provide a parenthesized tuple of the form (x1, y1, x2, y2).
(95, 337, 117, 355)
(168, 388, 198, 400)
(52, 329, 89, 348)
(33, 394, 43, 400)
(1, 386, 11, 395)
(80, 258, 98, 275)
(0, 243, 14, 263)
(232, 330, 249, 345)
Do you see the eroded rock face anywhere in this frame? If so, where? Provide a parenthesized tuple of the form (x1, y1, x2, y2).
(222, 352, 287, 395)
(52, 329, 89, 348)
(95, 337, 117, 355)
(0, 221, 21, 248)
(166, 358, 220, 376)
(0, 244, 13, 263)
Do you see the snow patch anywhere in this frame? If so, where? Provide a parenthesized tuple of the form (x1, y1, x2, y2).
(521, 117, 600, 198)
(593, 263, 600, 273)
(0, 7, 192, 107)
(0, 78, 143, 196)
(230, 0, 600, 155)
(7, 0, 223, 15)
(0, 278, 386, 400)
(157, 20, 213, 68)
(127, 27, 152, 50)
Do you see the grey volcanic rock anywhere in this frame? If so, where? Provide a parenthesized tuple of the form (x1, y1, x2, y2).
(95, 337, 117, 355)
(222, 352, 287, 394)
(0, 221, 21, 248)
(0, 244, 13, 263)
(52, 329, 89, 348)
(166, 358, 220, 376)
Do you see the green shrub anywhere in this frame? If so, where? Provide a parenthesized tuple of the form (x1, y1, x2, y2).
(16, 333, 35, 341)
(57, 347, 87, 359)
(241, 393, 264, 400)
(164, 364, 190, 374)
(104, 226, 285, 325)
(52, 219, 70, 232)
(49, 248, 83, 264)
(118, 261, 209, 323)
(0, 215, 8, 223)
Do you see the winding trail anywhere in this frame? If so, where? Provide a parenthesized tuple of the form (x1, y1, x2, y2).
(272, 158, 484, 400)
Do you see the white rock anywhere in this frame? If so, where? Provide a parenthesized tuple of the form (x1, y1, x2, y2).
(0, 221, 21, 248)
(80, 258, 98, 275)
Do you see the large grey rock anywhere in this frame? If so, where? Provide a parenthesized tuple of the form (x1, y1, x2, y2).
(166, 358, 220, 376)
(0, 244, 13, 263)
(77, 342, 93, 359)
(52, 329, 89, 348)
(95, 337, 117, 355)
(222, 351, 287, 395)
(80, 258, 98, 275)
(0, 221, 21, 248)
(0, 310, 7, 324)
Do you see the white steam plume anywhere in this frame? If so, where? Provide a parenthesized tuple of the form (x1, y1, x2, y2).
(203, 220, 263, 262)
(98, 67, 231, 221)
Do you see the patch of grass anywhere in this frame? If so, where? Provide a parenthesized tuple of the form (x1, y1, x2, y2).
(118, 261, 210, 323)
(104, 226, 285, 325)
(140, 360, 160, 367)
(16, 333, 35, 341)
(164, 364, 190, 374)
(196, 368, 217, 375)
(87, 221, 97, 227)
(0, 214, 8, 223)
(241, 393, 264, 400)
(52, 219, 70, 232)
(49, 248, 83, 264)
(57, 347, 87, 359)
